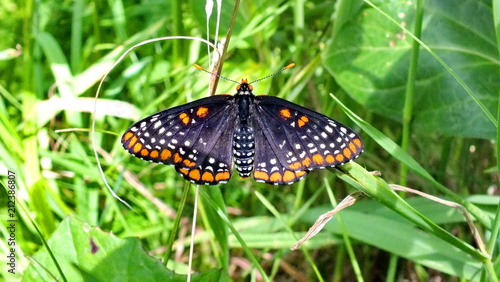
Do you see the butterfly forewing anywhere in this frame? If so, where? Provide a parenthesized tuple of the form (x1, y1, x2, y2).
(253, 95, 363, 176)
(122, 95, 237, 184)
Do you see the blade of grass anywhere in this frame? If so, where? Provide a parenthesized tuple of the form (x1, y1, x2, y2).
(254, 191, 325, 282)
(198, 185, 230, 269)
(324, 180, 364, 282)
(332, 93, 493, 229)
(400, 0, 424, 186)
(199, 188, 271, 282)
(337, 162, 488, 262)
(188, 185, 199, 281)
(164, 181, 191, 265)
(395, 0, 425, 277)
(70, 0, 83, 73)
(487, 0, 500, 259)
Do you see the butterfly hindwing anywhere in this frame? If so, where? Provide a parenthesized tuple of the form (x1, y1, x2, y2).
(122, 95, 238, 184)
(177, 122, 235, 184)
(252, 118, 309, 185)
(252, 95, 363, 177)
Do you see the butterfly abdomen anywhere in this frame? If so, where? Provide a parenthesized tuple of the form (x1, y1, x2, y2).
(233, 124, 255, 178)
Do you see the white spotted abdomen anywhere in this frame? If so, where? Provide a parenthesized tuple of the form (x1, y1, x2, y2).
(233, 124, 255, 178)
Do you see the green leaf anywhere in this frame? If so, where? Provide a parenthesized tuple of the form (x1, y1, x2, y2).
(35, 32, 75, 98)
(301, 204, 483, 280)
(325, 0, 498, 139)
(199, 186, 230, 269)
(22, 217, 230, 282)
(337, 162, 487, 263)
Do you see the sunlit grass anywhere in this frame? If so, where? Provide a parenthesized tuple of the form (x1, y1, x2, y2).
(0, 0, 498, 281)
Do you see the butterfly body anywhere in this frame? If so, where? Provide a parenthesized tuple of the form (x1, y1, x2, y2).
(122, 79, 363, 185)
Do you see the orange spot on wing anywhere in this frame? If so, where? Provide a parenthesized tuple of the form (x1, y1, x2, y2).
(140, 149, 149, 157)
(173, 153, 183, 163)
(343, 148, 352, 159)
(133, 143, 142, 153)
(269, 172, 282, 182)
(188, 169, 201, 181)
(215, 171, 231, 181)
(288, 161, 302, 170)
(349, 142, 357, 153)
(325, 154, 335, 164)
(123, 132, 134, 141)
(295, 170, 307, 177)
(128, 136, 138, 148)
(179, 112, 190, 125)
(283, 170, 296, 182)
(297, 116, 309, 127)
(150, 150, 159, 158)
(179, 168, 189, 175)
(354, 138, 362, 148)
(302, 157, 311, 167)
(312, 154, 324, 165)
(196, 107, 209, 117)
(161, 149, 172, 160)
(335, 154, 345, 162)
(202, 171, 214, 182)
(280, 109, 292, 119)
(254, 171, 269, 181)
(183, 159, 196, 167)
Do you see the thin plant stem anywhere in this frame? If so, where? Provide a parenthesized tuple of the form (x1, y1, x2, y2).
(163, 181, 191, 265)
(187, 185, 200, 281)
(400, 0, 424, 186)
(209, 0, 240, 96)
(487, 0, 500, 261)
(394, 0, 425, 277)
(325, 184, 364, 282)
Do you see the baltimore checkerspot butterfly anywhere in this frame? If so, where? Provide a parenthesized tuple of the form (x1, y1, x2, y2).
(121, 64, 363, 185)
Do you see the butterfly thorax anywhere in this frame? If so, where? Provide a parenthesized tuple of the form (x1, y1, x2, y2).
(233, 80, 256, 178)
(235, 81, 254, 119)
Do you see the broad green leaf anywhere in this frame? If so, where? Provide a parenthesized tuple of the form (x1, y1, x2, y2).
(325, 0, 498, 139)
(304, 206, 483, 281)
(22, 217, 230, 281)
(224, 195, 494, 280)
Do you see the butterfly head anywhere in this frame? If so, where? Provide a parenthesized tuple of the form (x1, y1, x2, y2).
(236, 78, 254, 94)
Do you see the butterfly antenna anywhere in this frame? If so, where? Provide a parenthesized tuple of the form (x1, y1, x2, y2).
(249, 63, 295, 84)
(194, 64, 241, 84)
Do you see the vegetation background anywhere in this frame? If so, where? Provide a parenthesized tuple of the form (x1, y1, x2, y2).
(0, 0, 499, 281)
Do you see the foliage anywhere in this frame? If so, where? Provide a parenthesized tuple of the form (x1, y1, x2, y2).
(0, 0, 498, 281)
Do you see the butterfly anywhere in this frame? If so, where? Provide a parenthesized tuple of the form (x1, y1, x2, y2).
(121, 65, 363, 185)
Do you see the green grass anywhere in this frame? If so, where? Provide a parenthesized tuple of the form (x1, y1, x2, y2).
(1, 0, 499, 281)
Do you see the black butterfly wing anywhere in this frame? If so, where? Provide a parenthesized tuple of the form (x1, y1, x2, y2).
(251, 95, 363, 184)
(122, 95, 238, 184)
(252, 118, 309, 185)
